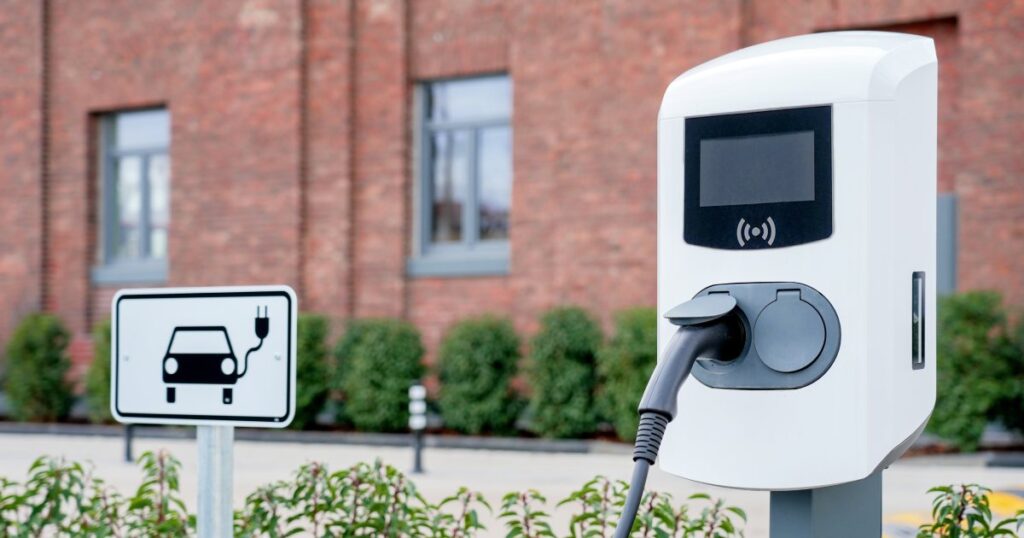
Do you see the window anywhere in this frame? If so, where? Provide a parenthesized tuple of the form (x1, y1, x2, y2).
(409, 75, 512, 277)
(92, 108, 171, 284)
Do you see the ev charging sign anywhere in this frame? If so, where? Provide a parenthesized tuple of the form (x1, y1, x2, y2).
(111, 286, 296, 428)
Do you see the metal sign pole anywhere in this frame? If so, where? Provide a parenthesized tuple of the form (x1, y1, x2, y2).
(769, 470, 882, 538)
(197, 425, 234, 538)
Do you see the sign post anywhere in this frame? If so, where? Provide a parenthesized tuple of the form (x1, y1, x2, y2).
(197, 426, 234, 537)
(111, 286, 297, 538)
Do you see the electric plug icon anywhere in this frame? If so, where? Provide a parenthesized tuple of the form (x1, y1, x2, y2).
(240, 306, 269, 377)
(255, 305, 269, 339)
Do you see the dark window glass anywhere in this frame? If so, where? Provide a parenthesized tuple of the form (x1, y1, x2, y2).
(430, 130, 471, 243)
(478, 126, 512, 240)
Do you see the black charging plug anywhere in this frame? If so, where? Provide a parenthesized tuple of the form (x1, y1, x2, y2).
(255, 305, 269, 339)
(613, 295, 745, 538)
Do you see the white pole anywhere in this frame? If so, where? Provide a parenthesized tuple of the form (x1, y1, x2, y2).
(197, 425, 234, 538)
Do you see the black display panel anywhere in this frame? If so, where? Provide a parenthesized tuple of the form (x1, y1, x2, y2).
(684, 106, 832, 249)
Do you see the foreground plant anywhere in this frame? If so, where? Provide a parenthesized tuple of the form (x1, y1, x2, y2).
(6, 452, 1024, 537)
(918, 484, 1024, 537)
(234, 460, 489, 537)
(550, 476, 745, 538)
(0, 450, 189, 537)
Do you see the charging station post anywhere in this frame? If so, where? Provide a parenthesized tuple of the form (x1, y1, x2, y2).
(769, 472, 882, 537)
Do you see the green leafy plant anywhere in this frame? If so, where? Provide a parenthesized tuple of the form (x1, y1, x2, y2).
(293, 314, 332, 430)
(84, 319, 113, 424)
(333, 319, 426, 432)
(918, 484, 1024, 537)
(597, 307, 658, 441)
(550, 475, 746, 538)
(436, 315, 523, 435)
(0, 450, 188, 536)
(235, 459, 489, 537)
(929, 292, 1020, 451)
(994, 315, 1024, 437)
(3, 313, 74, 422)
(526, 306, 603, 439)
(28, 454, 1024, 538)
(500, 489, 556, 538)
(125, 450, 192, 535)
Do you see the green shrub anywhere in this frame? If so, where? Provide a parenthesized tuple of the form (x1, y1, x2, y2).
(436, 315, 522, 435)
(3, 314, 73, 422)
(597, 307, 657, 442)
(995, 316, 1024, 437)
(292, 314, 331, 430)
(84, 320, 112, 423)
(526, 306, 602, 439)
(333, 319, 425, 432)
(929, 292, 1020, 451)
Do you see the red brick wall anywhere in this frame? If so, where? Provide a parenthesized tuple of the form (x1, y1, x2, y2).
(302, 0, 355, 318)
(350, 0, 410, 320)
(955, 1, 1024, 301)
(0, 0, 1021, 377)
(0, 1, 43, 349)
(45, 0, 304, 368)
(505, 0, 741, 339)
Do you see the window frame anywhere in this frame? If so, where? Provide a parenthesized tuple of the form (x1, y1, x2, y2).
(408, 75, 512, 278)
(91, 108, 170, 285)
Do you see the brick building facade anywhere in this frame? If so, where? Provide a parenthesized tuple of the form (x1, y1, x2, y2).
(1, 0, 1021, 376)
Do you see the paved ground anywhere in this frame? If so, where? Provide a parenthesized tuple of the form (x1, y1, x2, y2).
(1, 433, 1022, 537)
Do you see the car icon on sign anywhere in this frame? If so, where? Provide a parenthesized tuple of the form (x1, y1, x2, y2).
(163, 326, 240, 405)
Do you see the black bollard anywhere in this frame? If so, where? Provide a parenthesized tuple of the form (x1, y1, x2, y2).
(124, 424, 134, 462)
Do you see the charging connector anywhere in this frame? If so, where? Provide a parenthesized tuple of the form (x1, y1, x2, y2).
(239, 306, 269, 377)
(613, 295, 745, 538)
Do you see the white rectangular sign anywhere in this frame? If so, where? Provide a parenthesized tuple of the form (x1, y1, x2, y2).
(111, 286, 297, 427)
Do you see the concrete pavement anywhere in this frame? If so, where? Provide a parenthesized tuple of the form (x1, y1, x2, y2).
(0, 433, 1022, 537)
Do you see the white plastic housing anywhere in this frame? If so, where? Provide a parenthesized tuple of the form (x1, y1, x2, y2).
(657, 32, 937, 490)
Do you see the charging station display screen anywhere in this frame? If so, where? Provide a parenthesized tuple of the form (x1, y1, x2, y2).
(699, 131, 815, 207)
(684, 105, 832, 250)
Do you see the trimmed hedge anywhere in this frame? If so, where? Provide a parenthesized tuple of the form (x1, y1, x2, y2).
(436, 315, 522, 435)
(292, 314, 331, 430)
(3, 313, 73, 422)
(597, 307, 657, 442)
(84, 320, 113, 423)
(526, 306, 602, 439)
(334, 319, 425, 432)
(929, 291, 1022, 451)
(998, 319, 1024, 435)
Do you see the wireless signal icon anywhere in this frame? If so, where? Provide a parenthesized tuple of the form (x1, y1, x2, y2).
(736, 217, 777, 247)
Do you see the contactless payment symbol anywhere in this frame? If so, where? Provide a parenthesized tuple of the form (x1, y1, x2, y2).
(736, 217, 777, 247)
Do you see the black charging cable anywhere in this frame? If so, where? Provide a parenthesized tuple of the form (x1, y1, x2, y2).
(613, 295, 745, 538)
(239, 306, 269, 377)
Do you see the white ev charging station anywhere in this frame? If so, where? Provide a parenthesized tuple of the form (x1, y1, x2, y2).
(615, 32, 937, 537)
